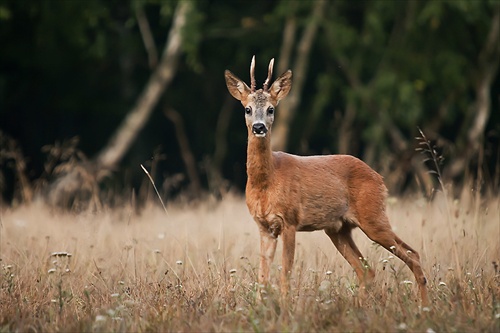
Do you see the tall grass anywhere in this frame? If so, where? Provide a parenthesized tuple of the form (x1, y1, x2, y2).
(0, 193, 499, 332)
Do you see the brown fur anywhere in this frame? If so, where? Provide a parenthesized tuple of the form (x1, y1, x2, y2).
(225, 58, 429, 305)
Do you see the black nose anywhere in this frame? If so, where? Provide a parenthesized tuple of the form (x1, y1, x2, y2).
(252, 123, 268, 135)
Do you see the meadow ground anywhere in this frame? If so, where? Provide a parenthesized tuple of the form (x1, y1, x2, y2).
(0, 192, 499, 332)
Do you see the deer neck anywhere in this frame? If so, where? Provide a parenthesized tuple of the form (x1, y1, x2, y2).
(246, 133, 274, 189)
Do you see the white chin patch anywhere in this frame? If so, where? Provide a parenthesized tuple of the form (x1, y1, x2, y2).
(254, 133, 266, 138)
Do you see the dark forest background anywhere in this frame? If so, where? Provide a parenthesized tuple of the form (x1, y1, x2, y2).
(0, 0, 499, 208)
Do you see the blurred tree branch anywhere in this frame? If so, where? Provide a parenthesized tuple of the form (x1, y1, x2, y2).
(446, 5, 500, 179)
(272, 0, 326, 151)
(206, 95, 234, 195)
(276, 2, 297, 77)
(135, 2, 158, 69)
(95, 1, 191, 171)
(46, 1, 192, 209)
(164, 107, 201, 198)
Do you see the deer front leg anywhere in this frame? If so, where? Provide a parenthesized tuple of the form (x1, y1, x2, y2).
(280, 224, 296, 295)
(258, 227, 278, 287)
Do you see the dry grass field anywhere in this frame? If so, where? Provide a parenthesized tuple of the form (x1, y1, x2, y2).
(0, 192, 499, 332)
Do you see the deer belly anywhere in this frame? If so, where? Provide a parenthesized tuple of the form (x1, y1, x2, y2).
(296, 218, 344, 232)
(296, 199, 348, 232)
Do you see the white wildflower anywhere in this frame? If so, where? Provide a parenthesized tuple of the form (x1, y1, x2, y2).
(51, 251, 72, 257)
(318, 280, 331, 293)
(95, 315, 106, 322)
(397, 322, 407, 331)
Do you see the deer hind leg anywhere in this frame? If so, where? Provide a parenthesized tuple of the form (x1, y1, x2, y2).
(359, 215, 429, 306)
(325, 227, 375, 291)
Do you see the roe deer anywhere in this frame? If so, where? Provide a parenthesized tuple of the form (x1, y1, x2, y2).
(224, 56, 429, 305)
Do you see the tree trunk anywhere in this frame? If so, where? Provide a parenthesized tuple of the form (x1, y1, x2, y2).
(445, 6, 500, 179)
(46, 1, 192, 209)
(272, 0, 326, 152)
(338, 103, 356, 155)
(276, 5, 297, 77)
(206, 95, 234, 195)
(164, 107, 202, 198)
(135, 2, 159, 69)
(95, 1, 191, 170)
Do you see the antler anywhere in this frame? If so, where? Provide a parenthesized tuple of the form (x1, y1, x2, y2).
(263, 58, 274, 92)
(250, 55, 256, 93)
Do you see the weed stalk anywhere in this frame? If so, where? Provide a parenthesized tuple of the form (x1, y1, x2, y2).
(416, 128, 462, 280)
(140, 164, 168, 215)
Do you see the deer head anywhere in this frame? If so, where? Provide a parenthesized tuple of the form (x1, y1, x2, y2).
(225, 56, 292, 138)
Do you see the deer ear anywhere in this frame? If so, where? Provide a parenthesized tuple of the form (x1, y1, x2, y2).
(269, 70, 292, 102)
(225, 70, 251, 101)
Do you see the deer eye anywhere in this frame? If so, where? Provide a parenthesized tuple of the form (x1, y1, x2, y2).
(245, 107, 252, 115)
(267, 106, 274, 115)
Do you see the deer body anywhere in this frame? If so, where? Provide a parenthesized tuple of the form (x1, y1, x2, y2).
(247, 147, 382, 233)
(225, 57, 429, 305)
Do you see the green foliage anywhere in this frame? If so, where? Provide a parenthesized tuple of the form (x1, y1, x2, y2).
(182, 1, 204, 73)
(0, 0, 498, 201)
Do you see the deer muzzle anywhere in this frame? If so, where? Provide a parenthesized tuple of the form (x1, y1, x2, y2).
(252, 123, 268, 137)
